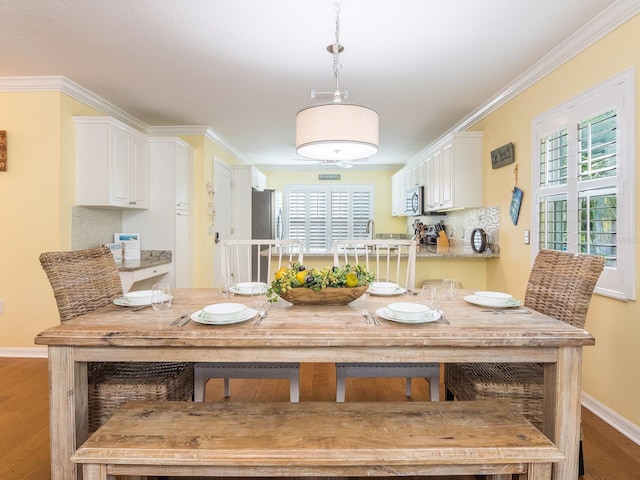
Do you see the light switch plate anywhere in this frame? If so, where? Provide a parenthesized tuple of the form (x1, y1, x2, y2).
(0, 299, 4, 314)
(524, 230, 530, 245)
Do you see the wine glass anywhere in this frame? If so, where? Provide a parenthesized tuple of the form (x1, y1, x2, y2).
(150, 283, 172, 311)
(251, 285, 268, 314)
(421, 285, 441, 311)
(219, 275, 234, 298)
(442, 278, 458, 300)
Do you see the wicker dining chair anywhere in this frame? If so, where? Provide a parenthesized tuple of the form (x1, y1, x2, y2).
(332, 239, 440, 402)
(193, 239, 303, 402)
(39, 246, 194, 432)
(444, 249, 605, 475)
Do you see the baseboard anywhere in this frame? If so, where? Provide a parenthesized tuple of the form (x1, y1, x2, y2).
(0, 347, 48, 358)
(582, 391, 640, 446)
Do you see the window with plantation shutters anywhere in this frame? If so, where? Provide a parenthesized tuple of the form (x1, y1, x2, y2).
(285, 185, 373, 253)
(532, 69, 635, 300)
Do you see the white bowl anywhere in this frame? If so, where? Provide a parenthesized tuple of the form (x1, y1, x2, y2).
(234, 282, 267, 295)
(387, 302, 430, 320)
(474, 291, 513, 306)
(203, 303, 247, 319)
(370, 282, 400, 294)
(123, 290, 153, 306)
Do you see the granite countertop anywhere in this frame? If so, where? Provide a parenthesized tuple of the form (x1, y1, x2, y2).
(117, 250, 172, 272)
(303, 241, 499, 259)
(416, 243, 499, 258)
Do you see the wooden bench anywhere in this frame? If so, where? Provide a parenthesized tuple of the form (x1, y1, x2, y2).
(71, 400, 563, 480)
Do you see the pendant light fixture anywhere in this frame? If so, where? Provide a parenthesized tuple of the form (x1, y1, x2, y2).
(295, 8, 379, 162)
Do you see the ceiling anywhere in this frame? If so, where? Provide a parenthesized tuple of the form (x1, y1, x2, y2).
(0, 0, 635, 169)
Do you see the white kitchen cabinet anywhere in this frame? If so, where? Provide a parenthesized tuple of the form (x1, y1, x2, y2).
(174, 209, 193, 287)
(74, 116, 149, 209)
(425, 132, 483, 212)
(251, 166, 267, 191)
(122, 137, 194, 287)
(119, 263, 171, 293)
(175, 140, 193, 210)
(391, 171, 406, 216)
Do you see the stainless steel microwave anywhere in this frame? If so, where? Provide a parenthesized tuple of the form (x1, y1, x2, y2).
(406, 186, 425, 216)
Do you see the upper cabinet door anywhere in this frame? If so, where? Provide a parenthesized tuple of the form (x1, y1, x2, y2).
(174, 140, 194, 210)
(74, 116, 150, 209)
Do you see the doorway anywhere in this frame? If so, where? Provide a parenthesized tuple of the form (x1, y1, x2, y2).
(212, 159, 232, 287)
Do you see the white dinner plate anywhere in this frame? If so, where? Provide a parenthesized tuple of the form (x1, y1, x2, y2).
(113, 294, 171, 307)
(375, 307, 442, 324)
(368, 286, 407, 296)
(191, 308, 257, 325)
(230, 282, 268, 295)
(463, 294, 522, 308)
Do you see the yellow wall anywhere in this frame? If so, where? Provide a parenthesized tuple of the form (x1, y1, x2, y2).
(0, 92, 100, 348)
(471, 14, 640, 426)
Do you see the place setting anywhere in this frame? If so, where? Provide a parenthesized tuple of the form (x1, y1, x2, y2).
(191, 302, 259, 325)
(229, 281, 268, 296)
(463, 290, 530, 313)
(374, 301, 445, 325)
(367, 281, 406, 296)
(113, 284, 173, 311)
(192, 284, 269, 326)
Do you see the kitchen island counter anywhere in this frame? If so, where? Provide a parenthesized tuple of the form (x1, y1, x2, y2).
(299, 243, 499, 259)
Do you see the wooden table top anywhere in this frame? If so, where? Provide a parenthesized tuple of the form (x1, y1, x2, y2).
(35, 288, 594, 350)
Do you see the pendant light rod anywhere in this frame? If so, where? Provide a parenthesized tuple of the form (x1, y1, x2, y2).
(295, 7, 379, 162)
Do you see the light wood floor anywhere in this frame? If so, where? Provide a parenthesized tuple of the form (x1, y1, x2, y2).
(1, 358, 639, 479)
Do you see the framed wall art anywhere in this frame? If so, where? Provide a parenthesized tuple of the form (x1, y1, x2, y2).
(491, 142, 514, 169)
(0, 131, 6, 172)
(510, 186, 523, 225)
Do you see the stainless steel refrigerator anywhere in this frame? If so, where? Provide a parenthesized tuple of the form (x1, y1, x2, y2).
(251, 189, 283, 282)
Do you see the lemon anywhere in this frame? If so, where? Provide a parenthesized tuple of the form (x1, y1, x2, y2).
(345, 272, 358, 287)
(295, 270, 308, 285)
(274, 266, 287, 280)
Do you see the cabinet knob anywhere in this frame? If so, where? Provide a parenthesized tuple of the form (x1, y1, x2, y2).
(129, 201, 137, 205)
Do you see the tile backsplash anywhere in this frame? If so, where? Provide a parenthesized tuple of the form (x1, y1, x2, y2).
(71, 206, 122, 250)
(407, 206, 500, 251)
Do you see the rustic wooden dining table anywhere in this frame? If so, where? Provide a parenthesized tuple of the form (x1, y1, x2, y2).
(34, 288, 594, 480)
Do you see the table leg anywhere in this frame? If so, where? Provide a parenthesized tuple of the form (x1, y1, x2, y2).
(48, 346, 88, 480)
(544, 346, 582, 480)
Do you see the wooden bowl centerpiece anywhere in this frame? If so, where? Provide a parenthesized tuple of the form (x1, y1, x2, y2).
(269, 263, 375, 305)
(278, 285, 369, 305)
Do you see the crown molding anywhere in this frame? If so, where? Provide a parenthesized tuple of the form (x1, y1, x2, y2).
(0, 76, 149, 132)
(0, 76, 250, 162)
(409, 0, 640, 165)
(147, 125, 252, 164)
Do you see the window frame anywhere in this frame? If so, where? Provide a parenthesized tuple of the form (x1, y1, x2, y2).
(531, 68, 636, 301)
(283, 184, 374, 254)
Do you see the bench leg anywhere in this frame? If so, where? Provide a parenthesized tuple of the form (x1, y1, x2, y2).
(526, 462, 551, 480)
(405, 377, 412, 397)
(82, 464, 108, 480)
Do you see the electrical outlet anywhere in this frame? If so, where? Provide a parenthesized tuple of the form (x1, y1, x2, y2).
(0, 299, 4, 314)
(524, 230, 530, 245)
